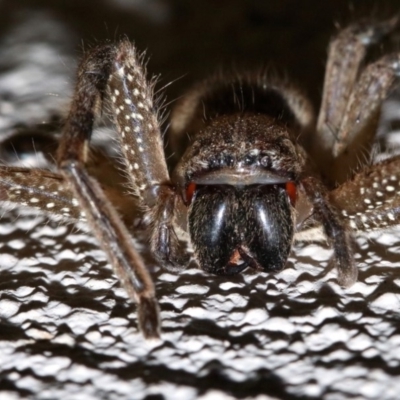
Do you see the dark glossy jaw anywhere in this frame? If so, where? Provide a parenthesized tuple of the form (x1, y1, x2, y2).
(188, 184, 294, 275)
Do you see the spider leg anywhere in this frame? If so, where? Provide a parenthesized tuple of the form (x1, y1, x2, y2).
(53, 39, 195, 338)
(55, 43, 166, 339)
(103, 41, 190, 268)
(314, 17, 399, 183)
(0, 166, 137, 226)
(297, 156, 400, 284)
(329, 156, 400, 233)
(301, 177, 357, 287)
(330, 52, 400, 183)
(0, 41, 192, 338)
(0, 167, 84, 222)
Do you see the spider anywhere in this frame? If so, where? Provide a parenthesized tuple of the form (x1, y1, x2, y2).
(0, 17, 400, 340)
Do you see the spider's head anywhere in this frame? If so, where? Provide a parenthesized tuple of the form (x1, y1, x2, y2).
(174, 113, 301, 275)
(186, 182, 295, 275)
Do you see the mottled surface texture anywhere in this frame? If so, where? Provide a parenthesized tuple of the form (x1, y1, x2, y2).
(1, 1, 400, 399)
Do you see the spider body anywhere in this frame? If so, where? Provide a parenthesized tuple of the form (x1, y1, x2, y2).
(172, 82, 307, 275)
(1, 18, 400, 339)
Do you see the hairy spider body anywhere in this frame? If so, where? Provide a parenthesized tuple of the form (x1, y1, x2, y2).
(172, 82, 309, 276)
(0, 18, 400, 339)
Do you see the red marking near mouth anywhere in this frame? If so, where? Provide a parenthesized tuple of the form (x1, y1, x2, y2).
(185, 182, 196, 205)
(285, 181, 297, 206)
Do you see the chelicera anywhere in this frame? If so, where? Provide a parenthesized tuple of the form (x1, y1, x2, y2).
(1, 18, 400, 339)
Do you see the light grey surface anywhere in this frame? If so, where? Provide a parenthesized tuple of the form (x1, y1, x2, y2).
(1, 2, 400, 399)
(2, 211, 400, 399)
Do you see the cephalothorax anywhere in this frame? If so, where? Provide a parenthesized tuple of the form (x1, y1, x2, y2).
(1, 18, 400, 339)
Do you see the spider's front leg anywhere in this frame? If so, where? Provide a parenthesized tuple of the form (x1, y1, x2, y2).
(104, 44, 190, 268)
(55, 41, 192, 338)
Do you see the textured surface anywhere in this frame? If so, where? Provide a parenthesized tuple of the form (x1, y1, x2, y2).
(2, 212, 400, 399)
(1, 1, 400, 399)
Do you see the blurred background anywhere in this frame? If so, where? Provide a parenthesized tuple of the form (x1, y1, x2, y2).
(0, 0, 399, 133)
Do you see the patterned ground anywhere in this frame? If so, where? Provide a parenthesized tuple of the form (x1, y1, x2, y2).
(1, 211, 400, 399)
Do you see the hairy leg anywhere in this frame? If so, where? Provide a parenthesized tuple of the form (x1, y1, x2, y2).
(314, 17, 399, 184)
(301, 177, 357, 287)
(329, 156, 400, 232)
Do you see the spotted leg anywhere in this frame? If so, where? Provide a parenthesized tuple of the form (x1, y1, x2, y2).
(104, 41, 190, 268)
(313, 17, 399, 184)
(296, 156, 400, 257)
(329, 156, 400, 232)
(56, 40, 194, 338)
(49, 42, 169, 338)
(0, 165, 138, 226)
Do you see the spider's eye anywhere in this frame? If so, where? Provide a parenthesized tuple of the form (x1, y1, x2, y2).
(285, 181, 296, 206)
(185, 182, 197, 205)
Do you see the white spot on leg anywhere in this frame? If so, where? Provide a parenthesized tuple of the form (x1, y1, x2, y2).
(117, 66, 125, 77)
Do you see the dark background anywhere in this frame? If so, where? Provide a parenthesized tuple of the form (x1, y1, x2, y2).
(0, 0, 399, 112)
